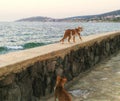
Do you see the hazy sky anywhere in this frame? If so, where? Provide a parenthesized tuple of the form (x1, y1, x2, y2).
(0, 0, 120, 21)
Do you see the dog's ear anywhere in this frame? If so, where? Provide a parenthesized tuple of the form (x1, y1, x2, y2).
(56, 75, 61, 82)
(61, 77, 67, 87)
(55, 75, 61, 85)
(62, 78, 67, 84)
(62, 78, 67, 83)
(57, 75, 61, 79)
(78, 26, 83, 31)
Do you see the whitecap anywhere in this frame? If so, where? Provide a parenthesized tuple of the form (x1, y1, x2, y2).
(6, 46, 23, 50)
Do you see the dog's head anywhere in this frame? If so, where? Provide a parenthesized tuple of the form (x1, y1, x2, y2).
(55, 75, 67, 88)
(78, 26, 83, 32)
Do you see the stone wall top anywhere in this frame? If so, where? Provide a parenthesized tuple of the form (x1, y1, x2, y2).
(0, 31, 120, 78)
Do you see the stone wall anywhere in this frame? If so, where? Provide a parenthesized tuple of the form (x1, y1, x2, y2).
(0, 32, 120, 101)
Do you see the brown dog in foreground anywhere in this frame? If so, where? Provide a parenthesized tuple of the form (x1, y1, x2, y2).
(54, 76, 72, 101)
(60, 26, 83, 43)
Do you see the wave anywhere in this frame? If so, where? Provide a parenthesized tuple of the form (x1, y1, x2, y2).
(0, 46, 8, 54)
(0, 42, 50, 54)
(0, 46, 23, 54)
(23, 42, 47, 49)
(6, 46, 23, 50)
(0, 46, 7, 51)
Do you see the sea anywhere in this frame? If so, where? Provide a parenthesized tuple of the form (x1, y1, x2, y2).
(0, 22, 120, 55)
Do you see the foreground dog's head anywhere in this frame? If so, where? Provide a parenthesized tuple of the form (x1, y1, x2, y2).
(55, 76, 67, 88)
(54, 76, 72, 101)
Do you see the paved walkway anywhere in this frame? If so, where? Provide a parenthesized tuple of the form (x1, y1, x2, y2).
(46, 51, 120, 101)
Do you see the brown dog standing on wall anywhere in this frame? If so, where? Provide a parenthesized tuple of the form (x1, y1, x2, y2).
(54, 76, 72, 101)
(60, 26, 83, 43)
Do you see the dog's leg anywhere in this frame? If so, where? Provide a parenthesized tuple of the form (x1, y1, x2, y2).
(68, 35, 71, 43)
(79, 36, 82, 40)
(73, 36, 75, 43)
(68, 31, 72, 43)
(60, 38, 64, 44)
(78, 33, 82, 41)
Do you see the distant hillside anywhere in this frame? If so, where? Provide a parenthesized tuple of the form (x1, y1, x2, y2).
(60, 9, 120, 21)
(16, 16, 56, 22)
(16, 9, 120, 22)
(98, 9, 120, 17)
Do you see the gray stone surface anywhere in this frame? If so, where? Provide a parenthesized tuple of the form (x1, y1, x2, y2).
(46, 51, 120, 101)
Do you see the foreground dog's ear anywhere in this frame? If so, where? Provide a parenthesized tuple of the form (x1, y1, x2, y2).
(57, 75, 61, 80)
(61, 77, 67, 87)
(62, 78, 67, 83)
(56, 75, 61, 83)
(62, 78, 67, 84)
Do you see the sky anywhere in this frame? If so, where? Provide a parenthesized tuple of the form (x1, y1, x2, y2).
(0, 0, 120, 21)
